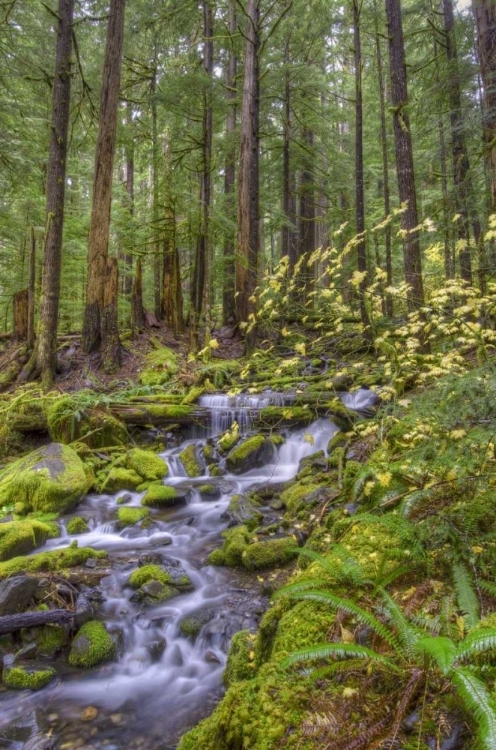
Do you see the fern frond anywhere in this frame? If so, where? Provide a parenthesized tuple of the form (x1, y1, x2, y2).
(451, 668, 496, 750)
(452, 562, 480, 628)
(352, 468, 376, 502)
(456, 629, 496, 662)
(402, 488, 435, 519)
(282, 641, 400, 672)
(379, 588, 423, 658)
(294, 546, 368, 586)
(283, 589, 401, 654)
(479, 580, 496, 599)
(375, 563, 412, 589)
(310, 658, 381, 680)
(414, 635, 457, 675)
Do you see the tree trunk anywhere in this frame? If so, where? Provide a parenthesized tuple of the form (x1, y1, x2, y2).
(190, 0, 214, 352)
(354, 0, 371, 335)
(223, 0, 237, 326)
(282, 55, 298, 272)
(236, 0, 260, 350)
(298, 127, 316, 303)
(82, 0, 125, 359)
(385, 0, 425, 309)
(27, 227, 36, 347)
(151, 66, 162, 321)
(121, 99, 134, 298)
(0, 609, 73, 636)
(101, 257, 121, 371)
(473, 0, 496, 213)
(13, 289, 28, 342)
(35, 0, 74, 386)
(131, 258, 145, 331)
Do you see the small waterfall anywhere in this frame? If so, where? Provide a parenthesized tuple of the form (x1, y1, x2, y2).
(340, 388, 379, 413)
(198, 391, 293, 436)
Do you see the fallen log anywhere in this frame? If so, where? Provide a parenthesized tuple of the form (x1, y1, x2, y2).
(0, 608, 74, 636)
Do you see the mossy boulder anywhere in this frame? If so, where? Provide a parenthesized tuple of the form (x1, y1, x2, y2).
(36, 624, 68, 658)
(0, 546, 106, 579)
(3, 664, 56, 690)
(142, 484, 185, 507)
(179, 444, 204, 477)
(0, 519, 59, 561)
(222, 495, 263, 530)
(139, 346, 179, 386)
(242, 537, 297, 571)
(218, 422, 240, 453)
(179, 608, 216, 639)
(68, 620, 116, 668)
(226, 435, 275, 474)
(127, 449, 168, 482)
(280, 481, 327, 513)
(117, 506, 150, 527)
(215, 525, 251, 567)
(223, 630, 256, 687)
(100, 468, 142, 494)
(132, 580, 179, 605)
(198, 484, 221, 500)
(66, 516, 89, 535)
(46, 396, 128, 448)
(128, 564, 172, 588)
(0, 443, 88, 515)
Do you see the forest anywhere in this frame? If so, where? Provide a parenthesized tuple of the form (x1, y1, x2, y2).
(1, 0, 496, 748)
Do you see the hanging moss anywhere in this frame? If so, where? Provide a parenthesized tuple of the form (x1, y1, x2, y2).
(68, 621, 116, 668)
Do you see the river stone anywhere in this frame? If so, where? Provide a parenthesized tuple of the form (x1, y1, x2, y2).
(0, 443, 88, 515)
(147, 638, 166, 661)
(153, 556, 193, 590)
(226, 435, 275, 474)
(0, 575, 38, 615)
(221, 495, 263, 530)
(198, 484, 221, 500)
(179, 607, 216, 639)
(75, 593, 94, 627)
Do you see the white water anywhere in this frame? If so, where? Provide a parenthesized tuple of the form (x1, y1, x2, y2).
(0, 390, 376, 749)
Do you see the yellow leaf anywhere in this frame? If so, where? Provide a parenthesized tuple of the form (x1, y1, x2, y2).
(343, 687, 359, 699)
(294, 342, 306, 356)
(340, 626, 355, 644)
(303, 433, 315, 445)
(209, 338, 219, 349)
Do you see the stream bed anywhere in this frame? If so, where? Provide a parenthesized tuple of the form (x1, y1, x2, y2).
(0, 389, 375, 750)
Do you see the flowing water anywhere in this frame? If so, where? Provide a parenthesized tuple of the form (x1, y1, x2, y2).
(0, 389, 377, 750)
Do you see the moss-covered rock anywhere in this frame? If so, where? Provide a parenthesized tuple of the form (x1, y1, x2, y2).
(0, 443, 88, 515)
(223, 494, 263, 530)
(223, 525, 251, 567)
(128, 564, 172, 589)
(139, 346, 179, 386)
(133, 580, 179, 605)
(0, 519, 59, 561)
(226, 435, 274, 474)
(100, 468, 142, 494)
(179, 444, 204, 477)
(218, 422, 240, 453)
(223, 630, 256, 687)
(142, 484, 184, 507)
(117, 506, 150, 527)
(179, 608, 216, 639)
(66, 516, 89, 535)
(205, 548, 226, 566)
(127, 449, 168, 482)
(68, 620, 116, 668)
(0, 546, 106, 579)
(257, 406, 314, 428)
(280, 482, 326, 513)
(3, 664, 56, 690)
(46, 396, 128, 448)
(36, 624, 67, 658)
(198, 484, 221, 500)
(242, 537, 297, 571)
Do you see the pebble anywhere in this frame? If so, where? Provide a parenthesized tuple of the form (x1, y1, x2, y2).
(81, 706, 98, 722)
(110, 713, 123, 725)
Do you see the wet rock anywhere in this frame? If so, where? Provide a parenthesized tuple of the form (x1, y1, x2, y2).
(269, 499, 284, 511)
(297, 450, 327, 475)
(226, 435, 275, 474)
(85, 558, 97, 569)
(81, 706, 99, 721)
(14, 643, 38, 662)
(3, 662, 57, 690)
(0, 574, 38, 615)
(198, 484, 221, 500)
(68, 621, 116, 668)
(147, 638, 166, 661)
(75, 593, 94, 627)
(222, 495, 263, 530)
(204, 649, 221, 664)
(159, 556, 195, 590)
(116, 493, 132, 505)
(24, 735, 56, 750)
(179, 608, 216, 639)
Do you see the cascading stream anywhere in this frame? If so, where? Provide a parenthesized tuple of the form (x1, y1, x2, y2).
(0, 388, 377, 750)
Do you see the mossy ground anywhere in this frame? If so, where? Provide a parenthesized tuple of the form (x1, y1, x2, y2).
(0, 546, 105, 578)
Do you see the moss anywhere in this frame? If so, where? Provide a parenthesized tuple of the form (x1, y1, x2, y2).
(225, 494, 263, 530)
(179, 608, 215, 639)
(224, 630, 256, 687)
(127, 448, 168, 482)
(137, 581, 179, 604)
(68, 620, 116, 668)
(117, 506, 150, 527)
(139, 346, 179, 386)
(66, 516, 89, 535)
(198, 484, 220, 498)
(257, 406, 314, 427)
(3, 664, 56, 690)
(179, 444, 204, 477)
(206, 548, 226, 566)
(327, 431, 347, 454)
(325, 398, 358, 431)
(142, 484, 181, 507)
(0, 518, 59, 561)
(128, 564, 171, 589)
(0, 443, 88, 514)
(226, 435, 274, 474)
(37, 624, 67, 657)
(270, 434, 286, 446)
(280, 482, 323, 513)
(223, 525, 251, 567)
(101, 468, 142, 494)
(242, 537, 297, 571)
(218, 422, 240, 453)
(46, 396, 128, 448)
(335, 517, 409, 577)
(145, 404, 195, 420)
(182, 386, 204, 404)
(0, 546, 105, 579)
(271, 600, 336, 659)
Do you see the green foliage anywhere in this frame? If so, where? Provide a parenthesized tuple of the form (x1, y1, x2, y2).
(66, 516, 89, 535)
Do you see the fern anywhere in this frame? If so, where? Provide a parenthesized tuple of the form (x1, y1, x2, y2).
(456, 629, 496, 662)
(414, 636, 458, 675)
(452, 562, 480, 628)
(451, 668, 496, 750)
(378, 588, 423, 659)
(282, 642, 400, 672)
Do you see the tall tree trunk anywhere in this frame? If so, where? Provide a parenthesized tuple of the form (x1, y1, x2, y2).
(101, 257, 121, 371)
(131, 258, 145, 330)
(298, 127, 316, 303)
(473, 0, 496, 214)
(236, 0, 260, 350)
(282, 55, 298, 272)
(151, 65, 162, 320)
(223, 0, 237, 325)
(374, 6, 393, 316)
(190, 0, 213, 352)
(27, 227, 36, 347)
(82, 0, 125, 364)
(122, 99, 134, 298)
(35, 0, 74, 386)
(13, 289, 28, 342)
(443, 0, 473, 283)
(354, 0, 371, 335)
(385, 0, 425, 309)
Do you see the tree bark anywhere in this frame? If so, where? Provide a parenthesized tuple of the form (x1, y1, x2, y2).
(82, 0, 125, 360)
(223, 0, 237, 325)
(281, 52, 298, 272)
(298, 126, 316, 303)
(236, 0, 260, 350)
(35, 0, 74, 386)
(0, 609, 73, 636)
(27, 227, 36, 347)
(101, 257, 121, 371)
(385, 0, 425, 309)
(121, 99, 134, 298)
(131, 258, 145, 331)
(13, 289, 28, 342)
(473, 0, 496, 213)
(151, 65, 162, 321)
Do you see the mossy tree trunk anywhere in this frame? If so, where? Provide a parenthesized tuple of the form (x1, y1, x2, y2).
(131, 258, 145, 331)
(101, 257, 121, 372)
(13, 289, 28, 342)
(223, 0, 237, 326)
(35, 0, 75, 386)
(82, 0, 125, 363)
(27, 227, 36, 347)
